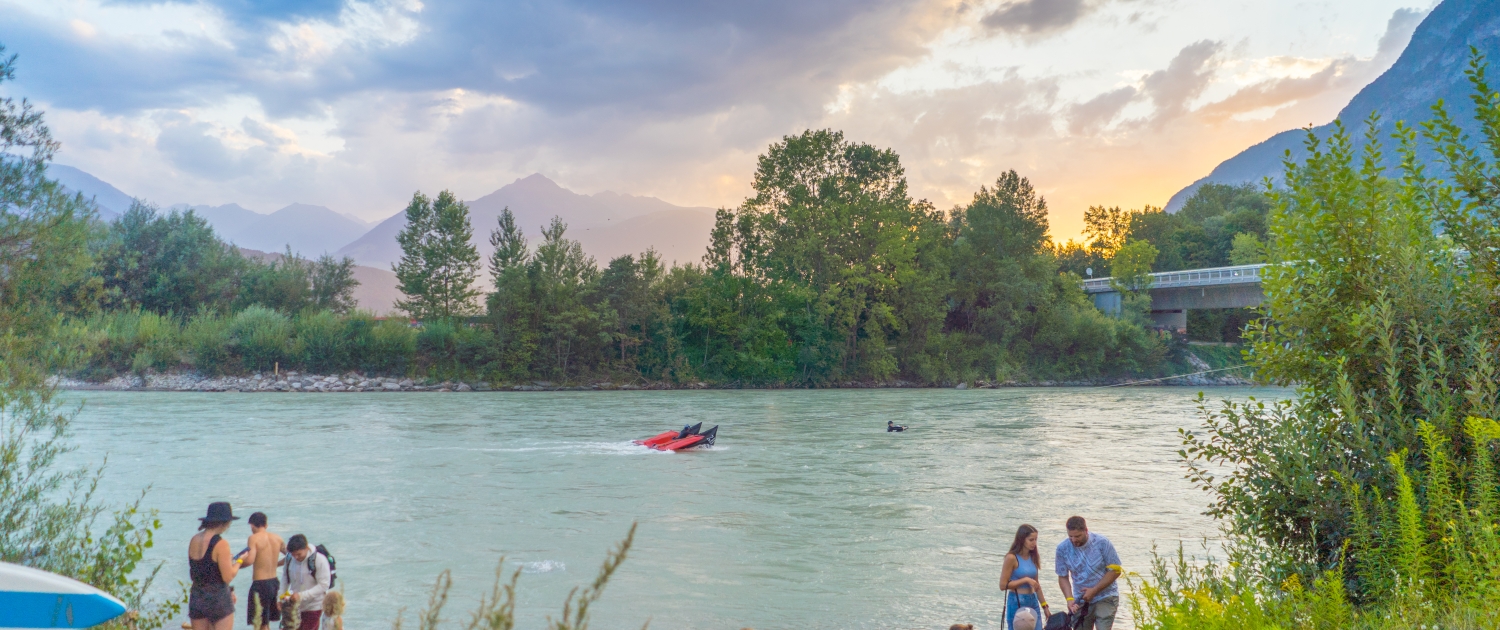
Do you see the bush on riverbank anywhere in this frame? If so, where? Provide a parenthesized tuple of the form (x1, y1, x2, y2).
(1133, 52, 1500, 629)
(64, 304, 1235, 386)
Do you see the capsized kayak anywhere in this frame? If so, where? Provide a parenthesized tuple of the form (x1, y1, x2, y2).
(632, 431, 678, 446)
(654, 425, 718, 451)
(0, 562, 128, 628)
(634, 423, 701, 446)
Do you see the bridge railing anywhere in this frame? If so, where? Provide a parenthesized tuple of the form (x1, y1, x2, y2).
(1082, 263, 1268, 294)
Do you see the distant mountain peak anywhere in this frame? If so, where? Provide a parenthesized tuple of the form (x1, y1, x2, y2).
(337, 174, 715, 269)
(1165, 0, 1491, 211)
(271, 202, 337, 215)
(512, 173, 564, 190)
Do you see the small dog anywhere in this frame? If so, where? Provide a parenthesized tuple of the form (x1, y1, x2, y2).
(949, 625, 975, 630)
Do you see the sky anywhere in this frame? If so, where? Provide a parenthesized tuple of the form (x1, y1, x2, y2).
(2, 0, 1431, 239)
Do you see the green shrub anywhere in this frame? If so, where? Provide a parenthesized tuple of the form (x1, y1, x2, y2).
(230, 305, 290, 372)
(453, 323, 498, 377)
(129, 311, 180, 373)
(183, 312, 235, 375)
(295, 310, 347, 373)
(76, 310, 182, 376)
(1141, 51, 1500, 630)
(366, 318, 416, 374)
(416, 319, 458, 365)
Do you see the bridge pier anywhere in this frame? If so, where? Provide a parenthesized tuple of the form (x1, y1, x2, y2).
(1150, 309, 1187, 332)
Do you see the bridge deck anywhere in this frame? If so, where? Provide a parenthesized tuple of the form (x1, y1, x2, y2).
(1082, 263, 1266, 294)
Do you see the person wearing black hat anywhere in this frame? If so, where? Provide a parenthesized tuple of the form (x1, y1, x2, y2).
(189, 502, 246, 630)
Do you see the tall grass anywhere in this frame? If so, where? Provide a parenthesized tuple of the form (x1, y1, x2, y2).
(394, 524, 640, 630)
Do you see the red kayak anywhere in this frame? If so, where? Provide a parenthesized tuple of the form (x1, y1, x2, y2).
(633, 430, 681, 447)
(634, 423, 718, 451)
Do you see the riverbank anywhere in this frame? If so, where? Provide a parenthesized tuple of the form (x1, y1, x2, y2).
(51, 366, 1252, 392)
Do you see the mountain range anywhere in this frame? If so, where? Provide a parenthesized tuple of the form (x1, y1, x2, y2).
(336, 173, 715, 270)
(1167, 0, 1500, 210)
(44, 164, 716, 313)
(48, 164, 134, 219)
(173, 202, 372, 256)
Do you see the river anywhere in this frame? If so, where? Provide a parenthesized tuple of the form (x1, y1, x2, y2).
(63, 386, 1287, 630)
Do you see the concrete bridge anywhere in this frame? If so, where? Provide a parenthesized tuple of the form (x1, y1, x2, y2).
(1082, 263, 1266, 331)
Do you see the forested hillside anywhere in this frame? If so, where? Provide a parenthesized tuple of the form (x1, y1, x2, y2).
(56, 130, 1218, 386)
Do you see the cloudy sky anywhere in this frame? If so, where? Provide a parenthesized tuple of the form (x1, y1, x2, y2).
(3, 0, 1428, 238)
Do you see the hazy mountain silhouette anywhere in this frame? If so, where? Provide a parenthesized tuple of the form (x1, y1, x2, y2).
(174, 203, 261, 237)
(48, 164, 133, 219)
(179, 202, 369, 256)
(337, 173, 715, 269)
(225, 203, 369, 255)
(1165, 0, 1500, 211)
(48, 165, 716, 284)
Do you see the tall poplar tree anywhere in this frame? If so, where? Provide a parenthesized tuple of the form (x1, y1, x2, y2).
(394, 190, 480, 320)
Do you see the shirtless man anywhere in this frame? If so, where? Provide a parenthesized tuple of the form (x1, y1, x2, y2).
(241, 512, 285, 630)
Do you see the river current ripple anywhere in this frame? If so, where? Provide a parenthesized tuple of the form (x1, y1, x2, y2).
(64, 387, 1287, 629)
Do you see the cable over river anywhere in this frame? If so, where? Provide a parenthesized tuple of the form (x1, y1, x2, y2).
(63, 387, 1287, 629)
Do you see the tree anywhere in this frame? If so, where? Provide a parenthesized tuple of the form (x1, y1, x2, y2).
(487, 206, 527, 285)
(99, 202, 247, 315)
(486, 216, 605, 379)
(309, 254, 359, 313)
(596, 250, 668, 368)
(530, 218, 602, 376)
(235, 249, 358, 314)
(0, 43, 176, 629)
(942, 171, 1163, 382)
(945, 170, 1056, 379)
(1108, 240, 1158, 292)
(1128, 184, 1269, 272)
(1228, 232, 1265, 265)
(1082, 205, 1133, 255)
(394, 190, 481, 320)
(720, 128, 946, 384)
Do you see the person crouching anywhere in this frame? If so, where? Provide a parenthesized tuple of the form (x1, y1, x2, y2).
(283, 535, 332, 630)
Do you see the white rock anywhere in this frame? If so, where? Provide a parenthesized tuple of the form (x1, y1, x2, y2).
(382, 382, 402, 391)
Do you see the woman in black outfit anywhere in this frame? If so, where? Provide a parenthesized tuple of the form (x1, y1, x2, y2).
(189, 502, 245, 630)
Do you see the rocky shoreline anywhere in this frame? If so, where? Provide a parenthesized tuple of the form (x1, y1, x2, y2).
(50, 368, 1252, 392)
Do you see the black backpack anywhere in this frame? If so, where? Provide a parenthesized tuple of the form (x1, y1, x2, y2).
(314, 544, 337, 589)
(286, 544, 338, 589)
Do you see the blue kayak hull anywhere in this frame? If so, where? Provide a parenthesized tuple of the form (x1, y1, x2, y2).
(0, 591, 128, 628)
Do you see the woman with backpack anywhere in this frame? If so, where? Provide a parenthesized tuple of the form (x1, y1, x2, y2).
(188, 502, 246, 630)
(999, 523, 1051, 630)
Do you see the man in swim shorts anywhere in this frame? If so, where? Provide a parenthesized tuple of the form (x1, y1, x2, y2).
(242, 512, 285, 630)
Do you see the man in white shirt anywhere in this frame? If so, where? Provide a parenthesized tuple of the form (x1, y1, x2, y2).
(284, 534, 331, 630)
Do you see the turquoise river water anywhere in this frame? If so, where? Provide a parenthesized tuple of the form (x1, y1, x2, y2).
(63, 387, 1288, 629)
